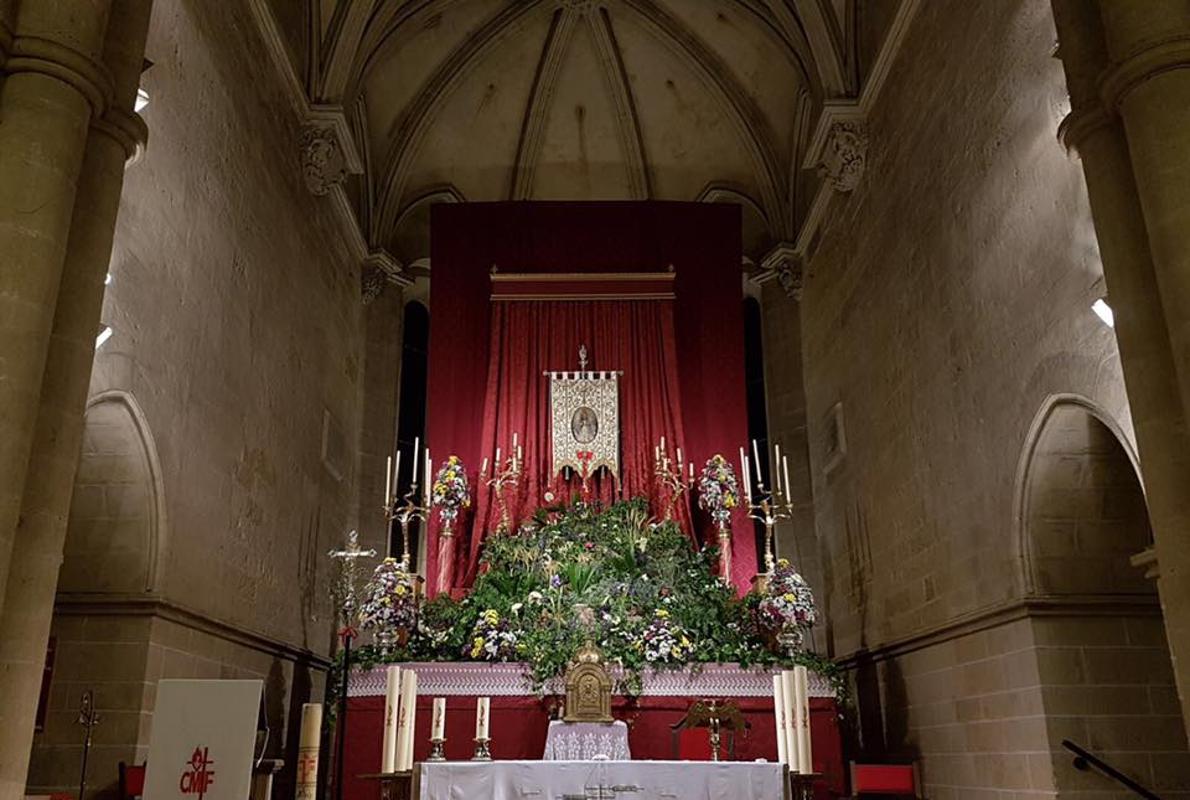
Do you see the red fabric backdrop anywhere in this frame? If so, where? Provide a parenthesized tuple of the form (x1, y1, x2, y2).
(427, 202, 753, 592)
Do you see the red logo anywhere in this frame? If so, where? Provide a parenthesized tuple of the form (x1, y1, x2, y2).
(179, 747, 216, 800)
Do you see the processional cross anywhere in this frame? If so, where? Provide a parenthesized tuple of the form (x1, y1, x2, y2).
(328, 529, 376, 626)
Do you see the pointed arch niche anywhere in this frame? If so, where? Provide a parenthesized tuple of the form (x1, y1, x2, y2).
(1017, 396, 1153, 598)
(59, 391, 166, 595)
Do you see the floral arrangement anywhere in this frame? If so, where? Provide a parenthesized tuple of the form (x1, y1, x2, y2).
(358, 557, 418, 651)
(431, 455, 471, 525)
(466, 608, 520, 661)
(756, 558, 817, 649)
(697, 454, 740, 527)
(641, 608, 694, 663)
(335, 499, 839, 703)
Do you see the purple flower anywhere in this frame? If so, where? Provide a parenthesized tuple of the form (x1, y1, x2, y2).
(550, 574, 562, 589)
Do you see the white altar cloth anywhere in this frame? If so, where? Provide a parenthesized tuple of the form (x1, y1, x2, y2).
(415, 760, 789, 800)
(543, 720, 631, 761)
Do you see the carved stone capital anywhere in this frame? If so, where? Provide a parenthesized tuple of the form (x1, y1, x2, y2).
(300, 123, 348, 196)
(818, 120, 868, 192)
(361, 249, 412, 304)
(753, 243, 803, 302)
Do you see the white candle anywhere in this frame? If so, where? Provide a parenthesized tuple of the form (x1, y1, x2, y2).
(655, 444, 660, 462)
(393, 450, 401, 500)
(774, 444, 782, 496)
(752, 439, 764, 488)
(512, 431, 518, 451)
(411, 436, 420, 483)
(743, 455, 753, 504)
(516, 444, 522, 465)
(794, 666, 812, 774)
(384, 457, 392, 507)
(676, 447, 683, 469)
(772, 675, 788, 765)
(295, 703, 322, 800)
(475, 697, 490, 740)
(480, 457, 489, 476)
(382, 666, 402, 773)
(431, 697, 446, 741)
(660, 436, 666, 454)
(495, 446, 501, 467)
(688, 462, 694, 481)
(394, 668, 418, 772)
(424, 449, 432, 506)
(783, 455, 791, 505)
(781, 670, 800, 773)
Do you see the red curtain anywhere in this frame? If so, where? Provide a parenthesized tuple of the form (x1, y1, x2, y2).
(449, 300, 694, 587)
(426, 202, 755, 594)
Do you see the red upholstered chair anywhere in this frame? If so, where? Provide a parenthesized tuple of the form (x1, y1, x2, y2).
(119, 762, 146, 799)
(849, 762, 921, 798)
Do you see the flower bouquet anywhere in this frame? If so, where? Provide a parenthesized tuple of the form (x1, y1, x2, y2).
(640, 608, 694, 664)
(466, 608, 520, 661)
(755, 558, 817, 655)
(359, 557, 418, 654)
(697, 454, 740, 581)
(431, 455, 471, 535)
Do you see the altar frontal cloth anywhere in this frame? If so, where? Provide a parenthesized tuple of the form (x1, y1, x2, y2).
(415, 760, 789, 800)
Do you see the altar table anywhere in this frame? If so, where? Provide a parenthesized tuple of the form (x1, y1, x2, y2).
(343, 663, 843, 800)
(414, 760, 790, 800)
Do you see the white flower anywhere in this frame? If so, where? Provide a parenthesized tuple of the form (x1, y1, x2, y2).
(511, 602, 523, 615)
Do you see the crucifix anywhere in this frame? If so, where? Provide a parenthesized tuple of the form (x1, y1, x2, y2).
(328, 530, 376, 800)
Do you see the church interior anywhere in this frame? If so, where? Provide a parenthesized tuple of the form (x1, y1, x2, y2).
(2, 0, 1190, 798)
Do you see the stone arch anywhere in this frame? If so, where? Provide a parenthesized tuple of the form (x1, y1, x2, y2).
(1014, 394, 1152, 598)
(59, 391, 167, 594)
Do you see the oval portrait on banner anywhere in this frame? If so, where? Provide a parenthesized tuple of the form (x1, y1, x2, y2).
(571, 406, 599, 444)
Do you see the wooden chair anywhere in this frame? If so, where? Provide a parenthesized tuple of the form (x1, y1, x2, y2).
(849, 761, 922, 798)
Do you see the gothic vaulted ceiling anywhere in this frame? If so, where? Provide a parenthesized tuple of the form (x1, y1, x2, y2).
(266, 0, 902, 266)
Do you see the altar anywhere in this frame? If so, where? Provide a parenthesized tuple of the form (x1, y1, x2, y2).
(413, 760, 791, 800)
(342, 663, 844, 800)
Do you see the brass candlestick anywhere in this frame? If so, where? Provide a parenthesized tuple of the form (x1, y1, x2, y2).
(427, 738, 446, 762)
(472, 737, 491, 761)
(744, 486, 793, 592)
(386, 486, 428, 571)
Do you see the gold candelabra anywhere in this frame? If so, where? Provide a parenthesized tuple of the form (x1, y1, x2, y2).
(385, 485, 428, 570)
(653, 442, 694, 522)
(743, 484, 793, 593)
(481, 446, 523, 534)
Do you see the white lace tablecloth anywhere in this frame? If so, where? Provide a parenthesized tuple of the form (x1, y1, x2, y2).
(543, 720, 631, 761)
(415, 760, 790, 800)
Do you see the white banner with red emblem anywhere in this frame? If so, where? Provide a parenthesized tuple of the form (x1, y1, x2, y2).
(548, 370, 620, 481)
(143, 680, 263, 800)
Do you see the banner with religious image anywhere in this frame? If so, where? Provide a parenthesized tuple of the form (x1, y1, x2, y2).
(548, 352, 620, 480)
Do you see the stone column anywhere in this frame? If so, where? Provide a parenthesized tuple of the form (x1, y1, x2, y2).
(1053, 0, 1190, 731)
(0, 0, 114, 620)
(1098, 2, 1190, 436)
(0, 0, 15, 68)
(0, 1, 150, 796)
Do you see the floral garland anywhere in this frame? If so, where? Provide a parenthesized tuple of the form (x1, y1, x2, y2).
(359, 557, 418, 638)
(431, 455, 471, 524)
(756, 558, 817, 648)
(697, 454, 740, 526)
(641, 608, 694, 663)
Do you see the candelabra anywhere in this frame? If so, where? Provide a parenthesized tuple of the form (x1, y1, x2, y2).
(744, 487, 793, 593)
(481, 447, 523, 535)
(653, 445, 694, 522)
(385, 486, 428, 571)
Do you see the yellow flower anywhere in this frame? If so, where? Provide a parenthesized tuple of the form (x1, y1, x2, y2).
(395, 585, 407, 596)
(783, 593, 795, 602)
(680, 636, 691, 648)
(655, 609, 669, 619)
(777, 558, 790, 569)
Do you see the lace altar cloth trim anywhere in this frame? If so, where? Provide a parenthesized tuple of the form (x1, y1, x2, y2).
(347, 662, 834, 698)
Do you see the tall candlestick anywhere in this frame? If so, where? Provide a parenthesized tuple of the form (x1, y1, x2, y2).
(475, 696, 490, 740)
(411, 436, 420, 483)
(752, 439, 764, 488)
(295, 703, 322, 800)
(431, 697, 446, 741)
(381, 666, 401, 773)
(772, 675, 788, 765)
(384, 457, 393, 507)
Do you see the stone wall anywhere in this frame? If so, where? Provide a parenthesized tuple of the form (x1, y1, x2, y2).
(29, 0, 364, 794)
(798, 0, 1186, 795)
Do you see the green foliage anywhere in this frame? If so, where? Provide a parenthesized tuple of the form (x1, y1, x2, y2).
(332, 499, 847, 709)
